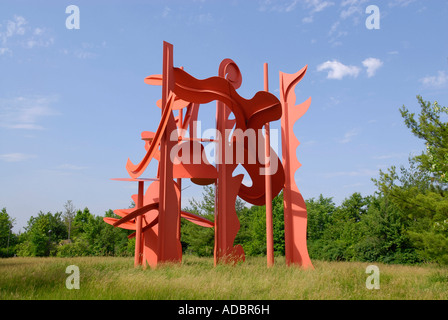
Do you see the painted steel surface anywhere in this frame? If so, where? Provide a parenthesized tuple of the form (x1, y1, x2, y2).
(104, 41, 312, 268)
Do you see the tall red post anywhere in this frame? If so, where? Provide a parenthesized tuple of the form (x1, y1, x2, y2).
(158, 41, 182, 263)
(134, 180, 144, 267)
(214, 77, 228, 266)
(214, 59, 245, 266)
(264, 63, 274, 267)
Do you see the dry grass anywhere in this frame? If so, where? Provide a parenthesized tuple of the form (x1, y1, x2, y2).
(0, 255, 447, 300)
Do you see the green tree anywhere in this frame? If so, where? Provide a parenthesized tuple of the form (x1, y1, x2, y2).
(306, 193, 394, 262)
(180, 185, 250, 257)
(72, 207, 94, 237)
(82, 210, 132, 256)
(317, 193, 369, 261)
(372, 96, 448, 264)
(63, 200, 76, 241)
(57, 208, 134, 257)
(57, 207, 95, 257)
(400, 96, 448, 184)
(230, 191, 285, 257)
(242, 204, 266, 256)
(354, 195, 419, 264)
(306, 195, 336, 241)
(16, 211, 67, 256)
(272, 192, 285, 255)
(0, 208, 17, 257)
(373, 164, 448, 264)
(181, 186, 216, 256)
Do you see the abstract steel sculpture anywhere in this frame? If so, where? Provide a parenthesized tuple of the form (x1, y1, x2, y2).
(104, 41, 313, 269)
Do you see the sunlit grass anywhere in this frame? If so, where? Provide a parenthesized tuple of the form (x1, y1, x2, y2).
(1, 255, 447, 300)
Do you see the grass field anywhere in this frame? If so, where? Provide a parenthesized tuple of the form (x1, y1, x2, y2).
(1, 255, 447, 300)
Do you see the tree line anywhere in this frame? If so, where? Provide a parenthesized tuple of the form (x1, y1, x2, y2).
(1, 96, 447, 264)
(0, 206, 133, 258)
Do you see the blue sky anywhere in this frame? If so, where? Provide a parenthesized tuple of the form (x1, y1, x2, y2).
(1, 0, 447, 232)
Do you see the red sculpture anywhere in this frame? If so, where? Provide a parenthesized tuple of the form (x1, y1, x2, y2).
(104, 41, 313, 269)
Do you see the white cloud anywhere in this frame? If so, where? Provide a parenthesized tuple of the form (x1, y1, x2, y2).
(420, 71, 448, 88)
(0, 153, 36, 162)
(259, 0, 300, 13)
(259, 0, 334, 22)
(191, 13, 214, 24)
(0, 15, 53, 55)
(285, 0, 300, 12)
(74, 49, 97, 59)
(4, 15, 27, 39)
(0, 47, 11, 55)
(339, 0, 368, 22)
(327, 20, 349, 46)
(318, 58, 383, 80)
(62, 42, 106, 59)
(340, 4, 361, 19)
(362, 58, 383, 78)
(326, 96, 340, 105)
(305, 0, 334, 13)
(0, 96, 58, 130)
(328, 21, 340, 35)
(162, 6, 171, 18)
(0, 15, 27, 52)
(33, 28, 43, 35)
(24, 36, 54, 49)
(317, 60, 360, 80)
(299, 0, 335, 23)
(337, 128, 359, 144)
(302, 16, 314, 23)
(388, 0, 416, 7)
(321, 0, 367, 42)
(341, 0, 361, 6)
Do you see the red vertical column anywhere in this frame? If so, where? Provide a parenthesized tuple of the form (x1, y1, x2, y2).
(213, 59, 245, 266)
(214, 99, 227, 266)
(177, 108, 183, 242)
(134, 180, 144, 267)
(264, 63, 274, 267)
(158, 41, 182, 264)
